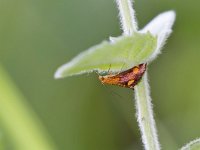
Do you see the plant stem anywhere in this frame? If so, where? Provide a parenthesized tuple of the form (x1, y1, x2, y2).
(116, 0, 138, 35)
(116, 0, 160, 150)
(134, 73, 160, 150)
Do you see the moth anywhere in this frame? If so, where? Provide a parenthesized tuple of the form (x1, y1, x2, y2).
(99, 63, 147, 89)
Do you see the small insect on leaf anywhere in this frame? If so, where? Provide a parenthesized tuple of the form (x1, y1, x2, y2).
(99, 63, 147, 89)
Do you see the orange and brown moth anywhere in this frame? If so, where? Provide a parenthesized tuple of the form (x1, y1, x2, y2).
(99, 63, 147, 89)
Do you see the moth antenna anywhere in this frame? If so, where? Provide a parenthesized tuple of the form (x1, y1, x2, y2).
(108, 64, 112, 74)
(116, 62, 125, 75)
(120, 62, 125, 72)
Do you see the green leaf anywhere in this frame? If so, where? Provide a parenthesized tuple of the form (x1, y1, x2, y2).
(55, 32, 157, 78)
(181, 138, 200, 150)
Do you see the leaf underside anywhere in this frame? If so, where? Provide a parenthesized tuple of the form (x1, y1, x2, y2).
(55, 32, 157, 78)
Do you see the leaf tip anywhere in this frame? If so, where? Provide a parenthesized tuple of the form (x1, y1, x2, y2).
(54, 64, 68, 79)
(162, 10, 176, 27)
(54, 68, 63, 79)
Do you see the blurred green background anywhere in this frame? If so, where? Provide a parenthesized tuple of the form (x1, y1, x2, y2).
(0, 0, 199, 149)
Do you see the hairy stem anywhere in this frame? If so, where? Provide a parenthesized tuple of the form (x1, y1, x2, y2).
(134, 73, 160, 150)
(116, 0, 138, 35)
(116, 0, 160, 149)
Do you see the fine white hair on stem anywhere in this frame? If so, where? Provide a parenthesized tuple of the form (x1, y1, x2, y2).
(116, 0, 163, 149)
(134, 73, 160, 150)
(116, 0, 138, 35)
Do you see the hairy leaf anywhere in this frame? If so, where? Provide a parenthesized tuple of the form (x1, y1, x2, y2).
(55, 32, 156, 78)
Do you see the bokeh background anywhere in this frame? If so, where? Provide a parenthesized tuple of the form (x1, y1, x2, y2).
(0, 0, 199, 150)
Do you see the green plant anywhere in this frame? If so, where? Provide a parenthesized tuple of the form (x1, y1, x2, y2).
(0, 65, 56, 150)
(55, 0, 200, 150)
